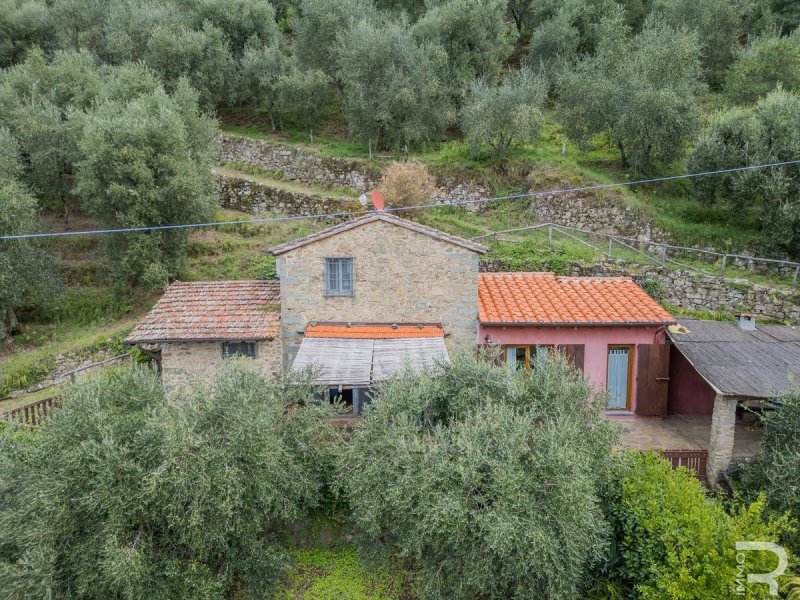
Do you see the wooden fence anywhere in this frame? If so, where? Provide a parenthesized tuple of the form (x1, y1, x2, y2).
(661, 449, 708, 481)
(1, 396, 61, 428)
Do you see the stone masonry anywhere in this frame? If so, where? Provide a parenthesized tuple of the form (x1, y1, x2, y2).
(276, 219, 481, 368)
(161, 339, 282, 394)
(707, 395, 739, 486)
(215, 172, 361, 217)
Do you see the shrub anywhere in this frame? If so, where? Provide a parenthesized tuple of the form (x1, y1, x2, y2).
(0, 364, 341, 599)
(341, 353, 620, 599)
(379, 160, 437, 211)
(612, 452, 792, 599)
(738, 387, 800, 553)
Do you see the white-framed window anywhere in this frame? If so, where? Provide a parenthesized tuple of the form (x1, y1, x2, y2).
(324, 257, 354, 296)
(222, 341, 257, 359)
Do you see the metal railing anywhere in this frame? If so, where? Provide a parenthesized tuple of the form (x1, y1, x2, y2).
(474, 223, 800, 287)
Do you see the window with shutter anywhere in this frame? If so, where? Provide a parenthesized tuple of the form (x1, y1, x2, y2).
(324, 257, 354, 296)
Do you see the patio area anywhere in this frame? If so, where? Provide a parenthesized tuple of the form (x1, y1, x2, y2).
(613, 414, 762, 460)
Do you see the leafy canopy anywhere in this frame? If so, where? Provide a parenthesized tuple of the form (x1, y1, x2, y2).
(0, 363, 340, 599)
(335, 18, 455, 150)
(611, 452, 792, 599)
(460, 68, 548, 156)
(341, 352, 620, 600)
(688, 87, 800, 258)
(558, 11, 705, 172)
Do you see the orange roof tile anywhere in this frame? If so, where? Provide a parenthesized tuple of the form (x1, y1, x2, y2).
(305, 323, 444, 339)
(125, 280, 280, 343)
(479, 272, 675, 326)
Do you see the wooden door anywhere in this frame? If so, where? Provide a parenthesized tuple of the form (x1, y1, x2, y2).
(607, 346, 632, 410)
(635, 344, 670, 417)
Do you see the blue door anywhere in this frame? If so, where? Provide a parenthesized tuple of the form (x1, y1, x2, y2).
(607, 346, 631, 410)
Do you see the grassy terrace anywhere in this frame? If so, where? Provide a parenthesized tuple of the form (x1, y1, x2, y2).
(219, 113, 763, 254)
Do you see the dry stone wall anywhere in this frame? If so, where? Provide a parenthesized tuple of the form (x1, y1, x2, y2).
(219, 134, 381, 192)
(215, 172, 361, 217)
(528, 192, 666, 240)
(218, 134, 491, 210)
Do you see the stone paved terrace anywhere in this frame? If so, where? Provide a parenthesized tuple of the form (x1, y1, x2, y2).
(614, 414, 762, 459)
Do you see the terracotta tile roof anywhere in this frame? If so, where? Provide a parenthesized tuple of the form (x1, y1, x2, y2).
(479, 272, 675, 326)
(125, 280, 280, 344)
(305, 323, 444, 339)
(268, 212, 488, 255)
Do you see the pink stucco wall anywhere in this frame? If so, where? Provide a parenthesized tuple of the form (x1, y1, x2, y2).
(479, 325, 667, 412)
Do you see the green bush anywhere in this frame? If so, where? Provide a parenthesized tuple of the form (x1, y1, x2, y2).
(341, 353, 620, 599)
(737, 388, 800, 553)
(613, 452, 792, 599)
(0, 364, 341, 599)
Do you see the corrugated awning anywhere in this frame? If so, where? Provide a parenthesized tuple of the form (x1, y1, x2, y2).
(291, 334, 450, 387)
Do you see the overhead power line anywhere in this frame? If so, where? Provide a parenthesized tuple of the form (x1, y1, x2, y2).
(2, 158, 800, 241)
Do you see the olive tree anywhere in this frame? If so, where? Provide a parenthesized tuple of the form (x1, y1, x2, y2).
(0, 0, 52, 67)
(650, 0, 741, 88)
(237, 42, 293, 130)
(688, 87, 800, 257)
(341, 353, 620, 599)
(73, 81, 218, 290)
(292, 0, 378, 82)
(413, 0, 514, 99)
(144, 22, 235, 110)
(0, 363, 340, 598)
(335, 18, 455, 152)
(559, 12, 705, 171)
(460, 68, 548, 156)
(276, 68, 331, 136)
(725, 30, 800, 104)
(0, 128, 60, 339)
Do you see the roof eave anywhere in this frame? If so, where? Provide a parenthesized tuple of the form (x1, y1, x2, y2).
(124, 335, 277, 345)
(480, 320, 675, 327)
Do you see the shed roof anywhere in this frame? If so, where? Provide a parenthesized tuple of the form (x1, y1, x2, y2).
(478, 272, 675, 326)
(268, 212, 488, 255)
(668, 318, 800, 398)
(125, 280, 280, 344)
(292, 323, 449, 386)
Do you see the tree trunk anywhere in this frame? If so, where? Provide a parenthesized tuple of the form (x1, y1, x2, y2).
(617, 140, 628, 168)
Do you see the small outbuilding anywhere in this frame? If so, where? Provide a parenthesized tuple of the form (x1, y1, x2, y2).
(125, 280, 282, 392)
(667, 315, 800, 484)
(479, 272, 675, 415)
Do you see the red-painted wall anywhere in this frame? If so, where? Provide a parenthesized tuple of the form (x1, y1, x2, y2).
(667, 344, 716, 415)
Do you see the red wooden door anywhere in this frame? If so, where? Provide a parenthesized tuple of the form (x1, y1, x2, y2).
(635, 344, 670, 417)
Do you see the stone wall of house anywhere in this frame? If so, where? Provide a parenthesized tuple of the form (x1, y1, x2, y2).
(481, 258, 800, 322)
(276, 220, 481, 368)
(161, 339, 282, 393)
(215, 173, 361, 217)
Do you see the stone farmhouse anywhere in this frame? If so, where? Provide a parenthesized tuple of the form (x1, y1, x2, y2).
(126, 211, 776, 483)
